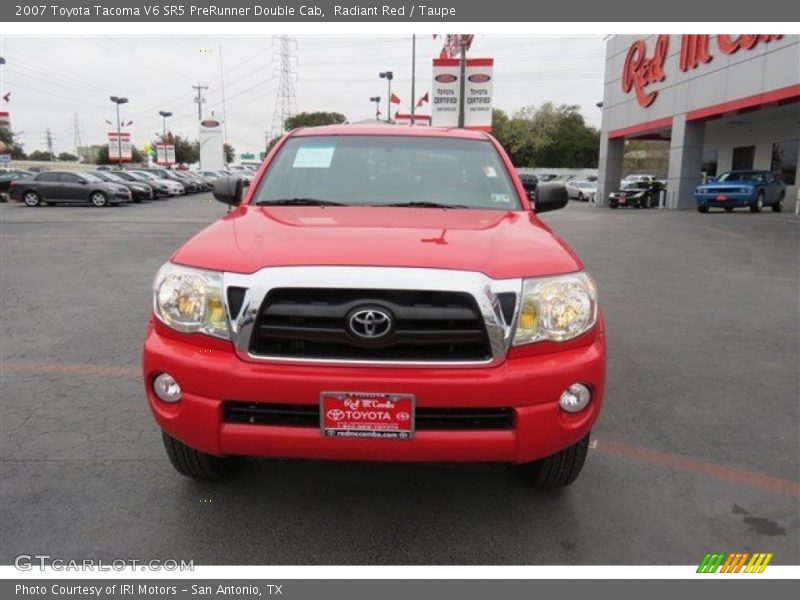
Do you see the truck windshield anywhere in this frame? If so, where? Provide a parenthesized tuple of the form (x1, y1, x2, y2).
(252, 135, 521, 210)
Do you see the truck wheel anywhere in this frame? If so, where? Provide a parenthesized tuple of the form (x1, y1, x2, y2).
(750, 191, 764, 213)
(516, 433, 590, 488)
(724, 207, 734, 212)
(697, 205, 709, 213)
(23, 191, 42, 207)
(162, 431, 238, 480)
(609, 202, 618, 209)
(772, 194, 784, 213)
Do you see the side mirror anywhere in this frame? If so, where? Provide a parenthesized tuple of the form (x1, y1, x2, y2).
(533, 182, 568, 213)
(213, 175, 244, 206)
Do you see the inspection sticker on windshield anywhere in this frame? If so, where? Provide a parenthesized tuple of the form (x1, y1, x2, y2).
(491, 193, 511, 204)
(293, 143, 336, 169)
(483, 165, 498, 178)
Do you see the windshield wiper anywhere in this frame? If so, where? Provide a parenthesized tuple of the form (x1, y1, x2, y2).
(255, 198, 344, 206)
(378, 201, 471, 209)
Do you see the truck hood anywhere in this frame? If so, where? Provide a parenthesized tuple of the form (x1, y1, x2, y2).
(171, 206, 582, 280)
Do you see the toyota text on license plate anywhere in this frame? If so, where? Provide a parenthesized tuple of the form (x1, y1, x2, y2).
(320, 392, 414, 440)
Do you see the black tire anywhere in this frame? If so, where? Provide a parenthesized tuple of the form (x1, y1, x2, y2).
(772, 194, 784, 213)
(750, 191, 764, 213)
(162, 431, 238, 480)
(22, 190, 42, 207)
(516, 434, 590, 488)
(724, 207, 734, 212)
(697, 205, 709, 213)
(609, 202, 618, 209)
(90, 191, 109, 207)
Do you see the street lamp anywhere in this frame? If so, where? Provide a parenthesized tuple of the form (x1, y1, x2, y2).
(369, 96, 381, 120)
(109, 96, 129, 170)
(158, 110, 172, 165)
(379, 71, 393, 123)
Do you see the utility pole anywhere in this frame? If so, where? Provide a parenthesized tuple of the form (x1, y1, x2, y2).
(218, 45, 228, 145)
(379, 71, 394, 123)
(43, 128, 54, 161)
(192, 83, 208, 121)
(457, 38, 467, 128)
(72, 113, 82, 156)
(410, 35, 416, 126)
(270, 36, 298, 141)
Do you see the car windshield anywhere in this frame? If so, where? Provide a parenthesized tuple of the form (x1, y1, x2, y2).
(252, 135, 521, 210)
(717, 171, 763, 183)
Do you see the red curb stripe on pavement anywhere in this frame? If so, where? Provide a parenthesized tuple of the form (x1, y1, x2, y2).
(2, 360, 799, 499)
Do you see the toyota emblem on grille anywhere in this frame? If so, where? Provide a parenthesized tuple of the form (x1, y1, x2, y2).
(348, 308, 393, 340)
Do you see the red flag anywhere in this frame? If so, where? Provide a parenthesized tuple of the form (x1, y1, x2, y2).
(390, 93, 401, 105)
(416, 92, 429, 108)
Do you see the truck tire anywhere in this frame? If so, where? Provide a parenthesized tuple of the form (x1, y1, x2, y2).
(772, 193, 784, 213)
(697, 205, 709, 213)
(162, 431, 238, 480)
(516, 433, 590, 488)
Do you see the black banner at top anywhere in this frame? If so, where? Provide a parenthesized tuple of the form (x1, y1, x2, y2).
(1, 0, 796, 22)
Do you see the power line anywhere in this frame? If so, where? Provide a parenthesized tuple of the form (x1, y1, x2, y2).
(269, 36, 298, 141)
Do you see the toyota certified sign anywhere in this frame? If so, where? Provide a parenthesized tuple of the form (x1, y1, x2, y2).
(431, 58, 494, 131)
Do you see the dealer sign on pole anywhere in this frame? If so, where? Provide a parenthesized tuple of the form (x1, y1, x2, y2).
(156, 143, 175, 166)
(431, 58, 494, 131)
(107, 132, 132, 162)
(199, 117, 224, 170)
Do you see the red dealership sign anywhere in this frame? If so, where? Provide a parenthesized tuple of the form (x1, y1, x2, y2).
(622, 35, 784, 108)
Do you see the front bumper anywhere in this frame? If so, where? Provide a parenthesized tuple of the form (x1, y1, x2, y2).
(142, 316, 606, 464)
(695, 191, 754, 207)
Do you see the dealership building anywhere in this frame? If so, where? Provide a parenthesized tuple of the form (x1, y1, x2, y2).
(598, 34, 800, 208)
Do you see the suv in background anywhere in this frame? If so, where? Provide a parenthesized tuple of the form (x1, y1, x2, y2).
(143, 126, 606, 488)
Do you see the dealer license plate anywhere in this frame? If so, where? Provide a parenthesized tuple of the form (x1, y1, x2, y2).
(715, 194, 728, 201)
(320, 392, 415, 440)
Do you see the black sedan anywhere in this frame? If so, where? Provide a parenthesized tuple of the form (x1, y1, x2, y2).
(92, 170, 153, 202)
(0, 170, 33, 201)
(608, 180, 665, 209)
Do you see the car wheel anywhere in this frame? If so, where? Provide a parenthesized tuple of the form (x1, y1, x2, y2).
(90, 192, 108, 207)
(515, 433, 590, 488)
(577, 192, 584, 202)
(609, 202, 618, 209)
(772, 194, 784, 213)
(23, 191, 42, 207)
(697, 205, 709, 213)
(162, 431, 239, 480)
(750, 191, 764, 213)
(724, 207, 734, 212)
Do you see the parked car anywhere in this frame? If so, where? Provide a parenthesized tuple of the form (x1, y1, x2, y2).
(144, 125, 605, 487)
(620, 174, 657, 187)
(133, 168, 190, 194)
(566, 180, 597, 202)
(174, 171, 210, 192)
(518, 174, 538, 199)
(128, 170, 184, 196)
(537, 173, 559, 182)
(92, 170, 153, 202)
(694, 170, 786, 213)
(9, 170, 132, 207)
(0, 170, 33, 201)
(112, 170, 171, 198)
(585, 175, 598, 182)
(608, 180, 664, 209)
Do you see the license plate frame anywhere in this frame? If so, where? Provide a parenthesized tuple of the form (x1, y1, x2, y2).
(320, 392, 415, 440)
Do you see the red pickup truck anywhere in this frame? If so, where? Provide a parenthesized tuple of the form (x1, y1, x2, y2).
(143, 125, 606, 487)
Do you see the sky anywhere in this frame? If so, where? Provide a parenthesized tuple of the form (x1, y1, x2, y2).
(0, 34, 606, 158)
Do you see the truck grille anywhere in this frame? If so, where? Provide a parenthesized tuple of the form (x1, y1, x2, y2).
(223, 401, 514, 431)
(248, 288, 492, 362)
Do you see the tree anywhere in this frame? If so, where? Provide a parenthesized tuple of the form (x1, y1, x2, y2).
(284, 111, 347, 131)
(57, 152, 79, 162)
(28, 150, 52, 161)
(223, 143, 235, 164)
(174, 135, 199, 164)
(0, 128, 26, 159)
(491, 103, 600, 168)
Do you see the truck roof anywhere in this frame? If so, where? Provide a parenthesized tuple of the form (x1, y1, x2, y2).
(290, 124, 491, 140)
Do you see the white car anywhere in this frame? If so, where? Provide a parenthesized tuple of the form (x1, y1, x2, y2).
(129, 170, 184, 196)
(566, 180, 597, 202)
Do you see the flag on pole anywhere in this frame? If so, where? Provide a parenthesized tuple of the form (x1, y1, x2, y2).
(390, 94, 402, 105)
(2, 92, 10, 103)
(416, 92, 429, 108)
(104, 119, 112, 125)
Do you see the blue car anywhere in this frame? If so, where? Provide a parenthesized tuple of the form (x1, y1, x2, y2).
(695, 170, 786, 213)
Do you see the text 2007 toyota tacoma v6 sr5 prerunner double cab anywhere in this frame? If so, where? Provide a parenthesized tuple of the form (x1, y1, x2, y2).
(142, 125, 606, 487)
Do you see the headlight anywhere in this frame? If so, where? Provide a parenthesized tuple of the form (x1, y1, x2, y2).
(513, 272, 598, 345)
(153, 263, 229, 339)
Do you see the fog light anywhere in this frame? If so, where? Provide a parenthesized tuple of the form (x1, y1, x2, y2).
(153, 373, 182, 403)
(559, 383, 591, 413)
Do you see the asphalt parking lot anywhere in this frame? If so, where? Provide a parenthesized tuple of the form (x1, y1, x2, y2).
(1, 196, 798, 565)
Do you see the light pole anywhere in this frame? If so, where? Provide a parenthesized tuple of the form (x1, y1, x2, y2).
(158, 110, 172, 165)
(369, 96, 381, 120)
(109, 96, 128, 169)
(379, 71, 393, 123)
